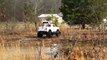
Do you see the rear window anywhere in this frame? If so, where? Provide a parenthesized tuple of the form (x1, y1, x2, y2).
(43, 22, 48, 24)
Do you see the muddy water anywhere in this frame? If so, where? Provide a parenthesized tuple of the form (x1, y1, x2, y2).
(1, 38, 107, 60)
(3, 43, 60, 60)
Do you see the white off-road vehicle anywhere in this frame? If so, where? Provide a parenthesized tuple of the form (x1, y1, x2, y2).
(37, 21, 61, 37)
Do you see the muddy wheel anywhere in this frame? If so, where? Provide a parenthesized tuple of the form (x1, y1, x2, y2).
(37, 32, 43, 37)
(56, 30, 61, 37)
(47, 30, 52, 38)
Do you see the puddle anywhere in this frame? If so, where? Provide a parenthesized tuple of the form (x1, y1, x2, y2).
(1, 39, 107, 60)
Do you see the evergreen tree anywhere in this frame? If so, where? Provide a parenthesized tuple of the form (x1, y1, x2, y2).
(60, 0, 107, 29)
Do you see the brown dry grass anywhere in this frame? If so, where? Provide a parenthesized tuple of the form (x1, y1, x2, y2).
(0, 22, 107, 60)
(0, 39, 107, 60)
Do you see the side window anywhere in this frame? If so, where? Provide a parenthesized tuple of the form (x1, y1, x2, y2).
(47, 24, 51, 27)
(53, 25, 56, 27)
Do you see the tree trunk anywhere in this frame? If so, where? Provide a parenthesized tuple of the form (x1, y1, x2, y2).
(34, 22, 38, 31)
(82, 24, 85, 29)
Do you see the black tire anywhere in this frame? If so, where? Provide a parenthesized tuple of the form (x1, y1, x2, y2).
(47, 30, 52, 38)
(56, 30, 61, 37)
(37, 32, 43, 37)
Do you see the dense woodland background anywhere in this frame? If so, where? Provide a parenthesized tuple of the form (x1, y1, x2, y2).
(0, 0, 107, 34)
(0, 0, 61, 22)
